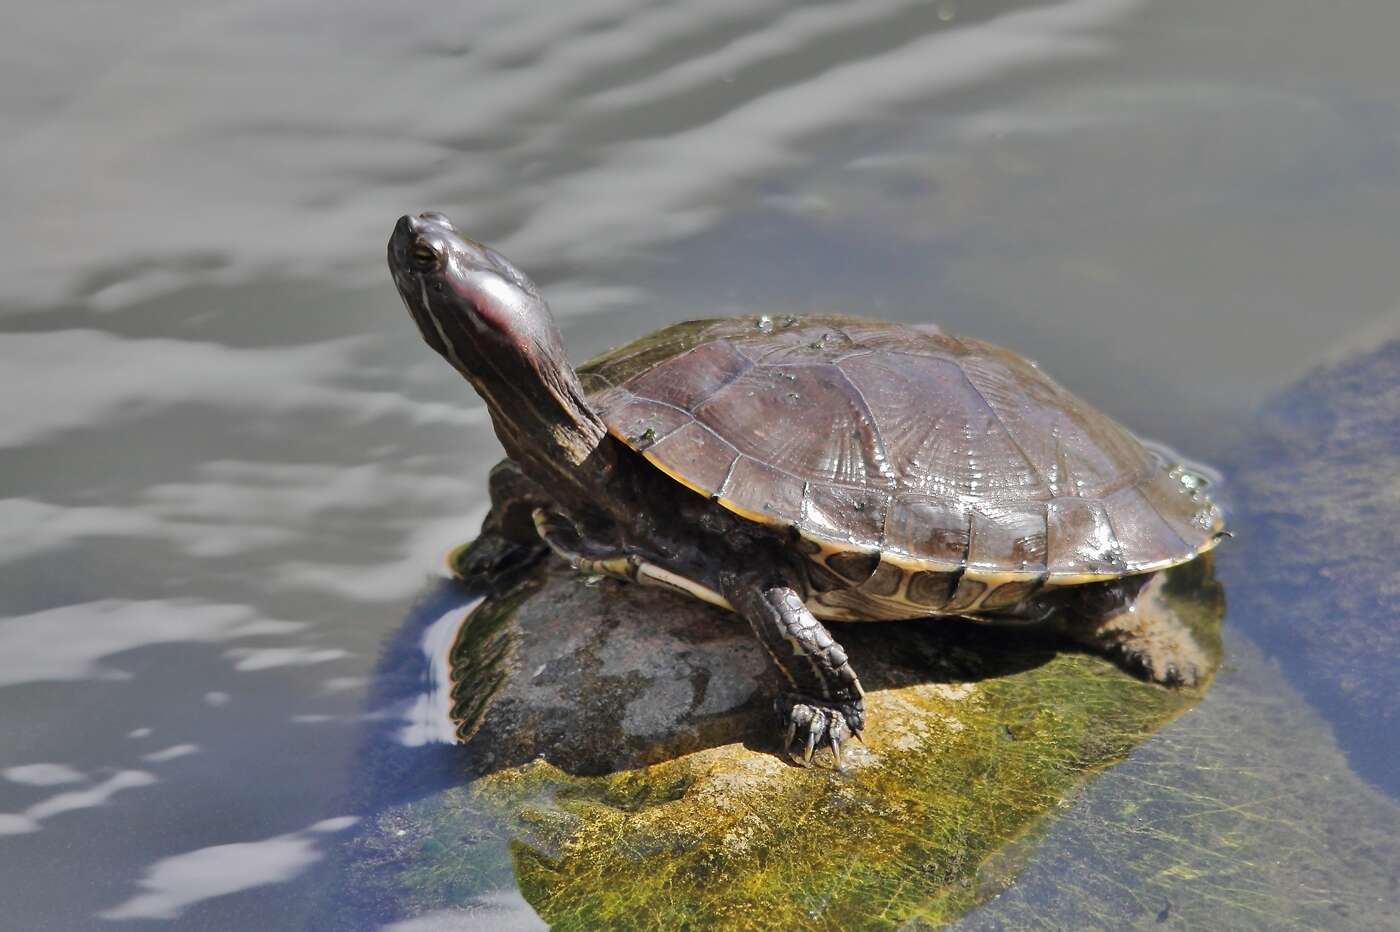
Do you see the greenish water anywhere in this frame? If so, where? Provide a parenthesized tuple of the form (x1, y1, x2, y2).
(3, 1, 1399, 928)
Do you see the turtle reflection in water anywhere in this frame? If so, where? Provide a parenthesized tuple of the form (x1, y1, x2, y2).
(387, 212, 1227, 767)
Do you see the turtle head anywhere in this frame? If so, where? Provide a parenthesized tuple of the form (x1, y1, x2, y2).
(388, 212, 565, 376)
(389, 212, 605, 466)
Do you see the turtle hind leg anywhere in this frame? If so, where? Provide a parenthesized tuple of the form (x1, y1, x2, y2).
(1059, 572, 1208, 687)
(451, 460, 550, 582)
(720, 569, 865, 768)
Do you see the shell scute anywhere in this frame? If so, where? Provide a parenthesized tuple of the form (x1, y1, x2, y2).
(967, 506, 1048, 574)
(587, 315, 1222, 581)
(691, 363, 894, 488)
(804, 484, 890, 547)
(624, 339, 752, 412)
(719, 456, 804, 525)
(643, 421, 739, 497)
(884, 494, 969, 568)
(1046, 498, 1126, 578)
(602, 395, 693, 450)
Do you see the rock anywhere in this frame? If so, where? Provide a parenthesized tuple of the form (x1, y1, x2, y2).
(331, 556, 1225, 929)
(1219, 337, 1400, 794)
(326, 336, 1400, 931)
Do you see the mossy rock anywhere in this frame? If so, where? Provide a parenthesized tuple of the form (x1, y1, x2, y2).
(1219, 336, 1400, 794)
(952, 628, 1400, 930)
(336, 556, 1224, 930)
(329, 337, 1400, 930)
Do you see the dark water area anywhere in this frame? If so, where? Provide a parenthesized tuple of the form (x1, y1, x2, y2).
(4, 0, 1400, 928)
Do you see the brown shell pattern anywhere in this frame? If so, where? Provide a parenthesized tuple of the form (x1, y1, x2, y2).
(581, 316, 1224, 582)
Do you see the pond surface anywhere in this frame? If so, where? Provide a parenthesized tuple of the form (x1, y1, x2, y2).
(3, 0, 1400, 928)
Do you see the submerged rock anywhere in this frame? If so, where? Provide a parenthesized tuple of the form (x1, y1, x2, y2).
(954, 630, 1400, 930)
(952, 333, 1400, 929)
(1221, 336, 1400, 794)
(335, 556, 1224, 929)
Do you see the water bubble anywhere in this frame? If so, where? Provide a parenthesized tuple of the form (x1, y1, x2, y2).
(756, 315, 775, 333)
(937, 1, 957, 22)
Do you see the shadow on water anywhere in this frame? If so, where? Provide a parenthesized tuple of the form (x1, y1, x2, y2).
(1219, 336, 1400, 799)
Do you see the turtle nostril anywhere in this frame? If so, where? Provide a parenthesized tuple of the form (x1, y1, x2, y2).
(418, 210, 451, 225)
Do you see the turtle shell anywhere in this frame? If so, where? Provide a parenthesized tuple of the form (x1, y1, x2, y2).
(579, 315, 1224, 589)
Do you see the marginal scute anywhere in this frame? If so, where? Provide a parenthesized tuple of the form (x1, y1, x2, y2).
(1102, 485, 1188, 571)
(805, 560, 848, 593)
(884, 495, 969, 566)
(600, 394, 693, 450)
(643, 421, 738, 497)
(863, 561, 904, 597)
(1136, 469, 1223, 549)
(719, 456, 804, 526)
(905, 570, 957, 607)
(980, 579, 1042, 613)
(945, 578, 988, 612)
(826, 549, 881, 584)
(967, 506, 1048, 573)
(1046, 498, 1126, 577)
(804, 485, 890, 546)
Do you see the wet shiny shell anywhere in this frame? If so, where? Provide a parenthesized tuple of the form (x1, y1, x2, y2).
(579, 315, 1224, 588)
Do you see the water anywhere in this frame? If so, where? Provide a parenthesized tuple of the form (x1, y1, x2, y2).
(4, 0, 1400, 927)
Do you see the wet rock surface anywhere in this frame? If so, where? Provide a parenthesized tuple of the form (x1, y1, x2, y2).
(953, 629, 1400, 931)
(1221, 336, 1400, 794)
(332, 557, 1227, 930)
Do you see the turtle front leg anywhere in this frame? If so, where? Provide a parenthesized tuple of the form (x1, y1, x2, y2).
(720, 570, 865, 767)
(449, 460, 550, 582)
(1059, 572, 1208, 687)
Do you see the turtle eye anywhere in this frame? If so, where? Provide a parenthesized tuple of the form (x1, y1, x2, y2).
(412, 242, 439, 270)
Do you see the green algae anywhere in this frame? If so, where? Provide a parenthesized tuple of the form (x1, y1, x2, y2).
(953, 630, 1400, 930)
(345, 556, 1225, 930)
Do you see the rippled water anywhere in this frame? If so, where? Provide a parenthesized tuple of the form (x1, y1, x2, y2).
(5, 1, 1400, 928)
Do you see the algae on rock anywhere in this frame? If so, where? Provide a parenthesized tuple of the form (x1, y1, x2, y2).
(332, 337, 1400, 931)
(339, 555, 1224, 930)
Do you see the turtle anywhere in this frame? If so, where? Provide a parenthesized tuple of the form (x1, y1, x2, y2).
(388, 212, 1228, 766)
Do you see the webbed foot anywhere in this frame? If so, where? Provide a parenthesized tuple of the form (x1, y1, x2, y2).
(1098, 621, 1206, 688)
(1062, 572, 1209, 688)
(777, 694, 865, 769)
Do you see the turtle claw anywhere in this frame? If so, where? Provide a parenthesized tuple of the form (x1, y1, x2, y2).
(776, 694, 864, 769)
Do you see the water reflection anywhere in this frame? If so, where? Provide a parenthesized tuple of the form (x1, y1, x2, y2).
(3, 0, 1400, 927)
(0, 0, 1136, 312)
(0, 770, 158, 837)
(0, 600, 303, 687)
(98, 815, 359, 921)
